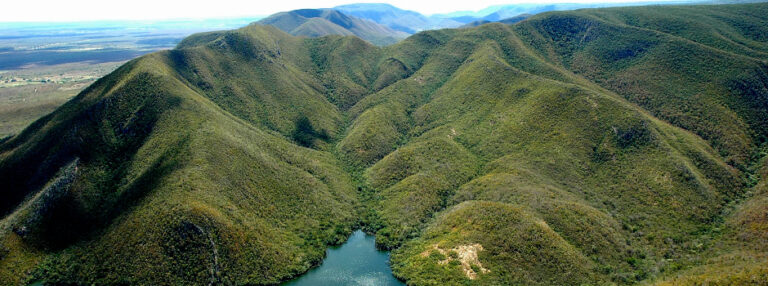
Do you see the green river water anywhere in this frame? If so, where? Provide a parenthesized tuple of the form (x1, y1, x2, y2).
(283, 230, 404, 286)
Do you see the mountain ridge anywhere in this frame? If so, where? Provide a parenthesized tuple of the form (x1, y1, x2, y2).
(1, 2, 767, 285)
(257, 8, 408, 46)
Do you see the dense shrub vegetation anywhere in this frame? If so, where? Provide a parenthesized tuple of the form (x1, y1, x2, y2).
(1, 3, 768, 285)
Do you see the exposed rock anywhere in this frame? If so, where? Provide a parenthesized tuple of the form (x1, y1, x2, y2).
(421, 243, 490, 279)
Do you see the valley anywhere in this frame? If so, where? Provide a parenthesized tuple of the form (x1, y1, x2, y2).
(0, 61, 125, 137)
(0, 2, 767, 286)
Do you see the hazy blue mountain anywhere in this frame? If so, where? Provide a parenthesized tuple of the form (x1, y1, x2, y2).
(334, 3, 428, 33)
(432, 1, 717, 23)
(460, 14, 532, 28)
(334, 3, 462, 32)
(257, 9, 408, 45)
(335, 1, 725, 31)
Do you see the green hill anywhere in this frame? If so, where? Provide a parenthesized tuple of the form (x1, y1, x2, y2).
(1, 3, 768, 285)
(653, 154, 768, 285)
(257, 9, 409, 46)
(460, 14, 533, 28)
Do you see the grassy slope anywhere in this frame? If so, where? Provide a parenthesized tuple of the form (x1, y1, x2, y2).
(1, 3, 767, 285)
(515, 3, 768, 168)
(0, 26, 360, 285)
(376, 5, 767, 283)
(291, 18, 355, 38)
(364, 25, 744, 284)
(653, 153, 768, 285)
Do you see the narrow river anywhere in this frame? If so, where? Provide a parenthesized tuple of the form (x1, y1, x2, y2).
(282, 230, 404, 286)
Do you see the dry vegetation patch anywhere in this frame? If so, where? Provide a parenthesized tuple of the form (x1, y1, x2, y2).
(420, 243, 490, 279)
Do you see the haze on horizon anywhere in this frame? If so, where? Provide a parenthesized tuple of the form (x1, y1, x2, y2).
(2, 0, 681, 22)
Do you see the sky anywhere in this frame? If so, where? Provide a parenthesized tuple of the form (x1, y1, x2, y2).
(1, 0, 672, 22)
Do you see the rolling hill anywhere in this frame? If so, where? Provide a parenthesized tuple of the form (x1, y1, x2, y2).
(460, 14, 533, 28)
(257, 9, 408, 46)
(1, 2, 767, 285)
(334, 3, 463, 33)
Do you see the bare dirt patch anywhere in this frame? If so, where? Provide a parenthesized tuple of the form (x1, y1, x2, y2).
(420, 243, 490, 279)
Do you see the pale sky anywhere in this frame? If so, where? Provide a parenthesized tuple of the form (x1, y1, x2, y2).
(2, 0, 671, 22)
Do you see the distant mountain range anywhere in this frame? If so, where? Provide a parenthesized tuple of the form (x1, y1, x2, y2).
(334, 3, 463, 33)
(460, 14, 533, 28)
(256, 3, 608, 45)
(258, 1, 768, 45)
(257, 8, 409, 46)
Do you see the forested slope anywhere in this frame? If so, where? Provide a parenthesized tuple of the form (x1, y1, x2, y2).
(1, 3, 767, 285)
